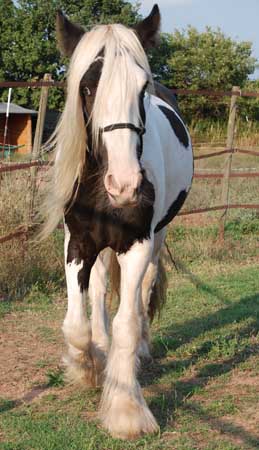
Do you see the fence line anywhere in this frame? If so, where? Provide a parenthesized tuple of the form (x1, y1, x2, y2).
(1, 80, 259, 245)
(1, 161, 259, 179)
(0, 160, 49, 173)
(0, 225, 31, 245)
(1, 147, 259, 174)
(178, 204, 259, 216)
(194, 171, 259, 179)
(2, 201, 259, 246)
(1, 81, 259, 98)
(194, 148, 259, 160)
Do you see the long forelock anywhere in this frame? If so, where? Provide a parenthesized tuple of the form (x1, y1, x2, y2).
(69, 24, 153, 149)
(90, 25, 154, 151)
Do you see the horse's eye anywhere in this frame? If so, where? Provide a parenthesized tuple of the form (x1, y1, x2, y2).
(141, 81, 149, 97)
(82, 86, 91, 96)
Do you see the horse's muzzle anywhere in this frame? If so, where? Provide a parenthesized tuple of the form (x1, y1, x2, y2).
(104, 171, 143, 208)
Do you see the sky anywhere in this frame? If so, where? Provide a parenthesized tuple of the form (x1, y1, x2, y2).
(134, 0, 259, 79)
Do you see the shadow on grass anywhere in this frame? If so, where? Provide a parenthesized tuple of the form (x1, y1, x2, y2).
(145, 341, 259, 448)
(185, 402, 259, 449)
(142, 285, 259, 448)
(152, 292, 259, 358)
(0, 385, 49, 414)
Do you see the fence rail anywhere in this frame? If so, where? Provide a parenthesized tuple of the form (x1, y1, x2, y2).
(1, 159, 259, 179)
(0, 160, 49, 173)
(1, 80, 259, 98)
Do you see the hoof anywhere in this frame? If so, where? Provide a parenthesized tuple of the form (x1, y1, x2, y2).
(63, 344, 106, 388)
(138, 339, 152, 363)
(100, 392, 159, 439)
(63, 354, 97, 387)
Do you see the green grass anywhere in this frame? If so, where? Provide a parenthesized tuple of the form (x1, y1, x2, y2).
(0, 222, 259, 449)
(46, 369, 65, 388)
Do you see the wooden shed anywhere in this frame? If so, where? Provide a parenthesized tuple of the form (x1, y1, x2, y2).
(0, 103, 37, 155)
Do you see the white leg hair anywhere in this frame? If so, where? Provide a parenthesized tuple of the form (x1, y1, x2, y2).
(62, 224, 96, 386)
(139, 228, 167, 360)
(138, 261, 158, 360)
(99, 238, 159, 439)
(88, 248, 111, 383)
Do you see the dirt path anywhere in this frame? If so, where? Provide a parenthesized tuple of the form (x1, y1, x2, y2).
(0, 298, 65, 400)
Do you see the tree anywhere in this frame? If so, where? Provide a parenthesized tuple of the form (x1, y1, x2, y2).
(0, 0, 140, 109)
(239, 79, 259, 122)
(0, 2, 257, 121)
(0, 0, 17, 80)
(159, 27, 257, 122)
(147, 33, 174, 85)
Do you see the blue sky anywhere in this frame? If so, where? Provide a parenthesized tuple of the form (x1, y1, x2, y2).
(134, 0, 259, 79)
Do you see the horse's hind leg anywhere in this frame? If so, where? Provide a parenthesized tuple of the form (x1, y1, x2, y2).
(88, 248, 111, 384)
(139, 228, 167, 360)
(138, 261, 158, 360)
(62, 224, 97, 387)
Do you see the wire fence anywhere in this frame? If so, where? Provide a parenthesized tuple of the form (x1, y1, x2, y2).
(1, 80, 259, 245)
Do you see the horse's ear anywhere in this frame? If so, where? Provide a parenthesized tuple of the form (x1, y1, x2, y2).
(56, 10, 85, 57)
(135, 4, 161, 49)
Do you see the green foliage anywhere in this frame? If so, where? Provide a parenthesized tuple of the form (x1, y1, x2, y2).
(162, 27, 256, 122)
(225, 215, 259, 239)
(0, 0, 140, 109)
(148, 33, 175, 84)
(46, 368, 64, 387)
(239, 78, 259, 122)
(0, 1, 257, 121)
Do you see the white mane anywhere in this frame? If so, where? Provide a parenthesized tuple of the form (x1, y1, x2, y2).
(40, 24, 153, 238)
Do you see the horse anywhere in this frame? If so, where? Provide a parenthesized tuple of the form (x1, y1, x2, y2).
(41, 4, 193, 440)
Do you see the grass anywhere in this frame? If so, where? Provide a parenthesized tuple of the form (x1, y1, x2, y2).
(0, 220, 259, 449)
(189, 118, 259, 149)
(46, 369, 64, 388)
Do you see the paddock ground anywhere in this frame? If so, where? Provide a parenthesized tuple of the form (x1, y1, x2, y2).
(1, 218, 259, 450)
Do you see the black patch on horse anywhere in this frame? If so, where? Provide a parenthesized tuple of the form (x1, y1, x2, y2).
(155, 190, 188, 233)
(65, 156, 155, 292)
(158, 105, 189, 148)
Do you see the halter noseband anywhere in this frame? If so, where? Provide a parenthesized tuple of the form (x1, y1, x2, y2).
(100, 123, 146, 137)
(81, 88, 145, 137)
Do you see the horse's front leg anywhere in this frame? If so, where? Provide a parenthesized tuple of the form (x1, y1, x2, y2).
(62, 223, 98, 387)
(100, 238, 159, 439)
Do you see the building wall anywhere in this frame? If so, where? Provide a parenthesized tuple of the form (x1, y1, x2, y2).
(0, 114, 32, 154)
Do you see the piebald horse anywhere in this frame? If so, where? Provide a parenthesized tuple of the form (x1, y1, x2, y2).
(41, 4, 193, 440)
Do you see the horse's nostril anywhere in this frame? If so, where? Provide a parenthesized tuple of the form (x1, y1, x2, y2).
(105, 173, 120, 193)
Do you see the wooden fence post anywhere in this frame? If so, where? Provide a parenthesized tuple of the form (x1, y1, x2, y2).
(29, 73, 52, 220)
(218, 86, 239, 241)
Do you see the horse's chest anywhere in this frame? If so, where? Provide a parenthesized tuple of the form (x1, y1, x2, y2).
(65, 179, 154, 255)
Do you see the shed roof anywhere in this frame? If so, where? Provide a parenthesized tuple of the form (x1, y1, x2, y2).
(0, 102, 37, 115)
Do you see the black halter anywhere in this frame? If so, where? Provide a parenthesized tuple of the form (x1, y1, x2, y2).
(100, 123, 146, 137)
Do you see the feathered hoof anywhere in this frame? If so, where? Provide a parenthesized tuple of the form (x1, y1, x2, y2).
(138, 339, 153, 363)
(63, 345, 106, 388)
(100, 394, 159, 440)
